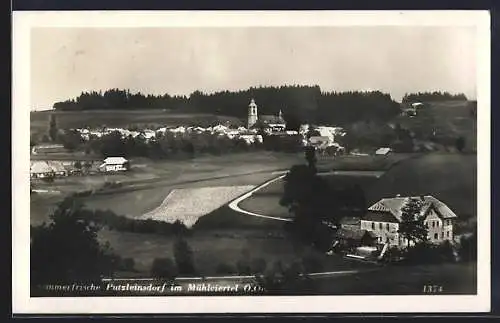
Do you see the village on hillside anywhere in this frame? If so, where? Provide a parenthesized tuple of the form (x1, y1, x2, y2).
(29, 88, 478, 299)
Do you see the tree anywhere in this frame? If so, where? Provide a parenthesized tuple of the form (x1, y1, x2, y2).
(30, 197, 117, 287)
(60, 130, 84, 151)
(398, 198, 428, 248)
(284, 112, 302, 132)
(150, 258, 178, 282)
(83, 161, 93, 174)
(280, 165, 337, 250)
(30, 136, 37, 148)
(48, 114, 58, 142)
(173, 238, 196, 275)
(74, 161, 82, 170)
(459, 228, 477, 262)
(304, 146, 317, 173)
(455, 136, 466, 152)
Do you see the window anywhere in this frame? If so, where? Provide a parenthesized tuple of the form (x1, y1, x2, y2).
(441, 232, 444, 239)
(379, 222, 383, 230)
(372, 222, 375, 230)
(447, 231, 450, 238)
(434, 233, 438, 240)
(386, 223, 390, 231)
(432, 221, 435, 228)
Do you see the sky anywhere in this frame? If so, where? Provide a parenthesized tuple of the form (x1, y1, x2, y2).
(30, 26, 477, 110)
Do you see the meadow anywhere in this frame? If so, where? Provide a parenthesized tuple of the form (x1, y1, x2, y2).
(237, 152, 476, 222)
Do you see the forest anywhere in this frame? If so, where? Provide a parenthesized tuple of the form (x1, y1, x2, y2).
(52, 86, 468, 127)
(52, 86, 401, 126)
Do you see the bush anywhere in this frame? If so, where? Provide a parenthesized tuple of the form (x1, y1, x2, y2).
(73, 190, 93, 197)
(251, 258, 267, 274)
(30, 198, 117, 286)
(236, 259, 252, 275)
(458, 230, 477, 262)
(402, 241, 456, 265)
(215, 262, 237, 275)
(173, 238, 196, 275)
(301, 253, 325, 273)
(256, 260, 314, 295)
(150, 257, 178, 281)
(118, 257, 136, 272)
(80, 209, 191, 236)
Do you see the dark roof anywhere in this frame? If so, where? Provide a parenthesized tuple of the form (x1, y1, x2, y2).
(367, 196, 458, 221)
(260, 115, 285, 124)
(362, 211, 399, 223)
(334, 228, 376, 240)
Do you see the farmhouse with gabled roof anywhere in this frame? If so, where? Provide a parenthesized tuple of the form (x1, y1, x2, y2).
(360, 195, 458, 248)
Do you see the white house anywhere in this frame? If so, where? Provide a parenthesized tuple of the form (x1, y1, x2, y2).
(99, 157, 130, 172)
(360, 195, 458, 248)
(375, 147, 392, 155)
(30, 161, 67, 178)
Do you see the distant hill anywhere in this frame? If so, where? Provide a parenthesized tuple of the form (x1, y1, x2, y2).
(394, 100, 477, 152)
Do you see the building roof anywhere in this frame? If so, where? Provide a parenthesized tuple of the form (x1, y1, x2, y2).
(104, 157, 128, 164)
(30, 161, 66, 174)
(30, 161, 53, 174)
(362, 211, 400, 223)
(366, 195, 458, 222)
(260, 115, 285, 124)
(375, 147, 392, 155)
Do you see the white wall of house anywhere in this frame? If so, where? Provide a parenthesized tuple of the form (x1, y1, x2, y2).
(105, 164, 127, 172)
(424, 209, 454, 243)
(360, 220, 400, 247)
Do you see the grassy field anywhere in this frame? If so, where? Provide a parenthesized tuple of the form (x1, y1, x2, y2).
(238, 173, 381, 219)
(30, 109, 244, 138)
(316, 153, 417, 172)
(97, 228, 376, 277)
(366, 152, 477, 217)
(30, 152, 304, 225)
(236, 152, 476, 221)
(313, 262, 476, 295)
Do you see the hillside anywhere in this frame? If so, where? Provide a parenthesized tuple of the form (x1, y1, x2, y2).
(30, 110, 244, 138)
(395, 100, 476, 152)
(366, 153, 477, 218)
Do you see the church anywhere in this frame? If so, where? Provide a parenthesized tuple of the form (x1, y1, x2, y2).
(247, 98, 286, 132)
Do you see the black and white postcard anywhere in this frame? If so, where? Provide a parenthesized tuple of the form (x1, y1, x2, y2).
(12, 10, 491, 314)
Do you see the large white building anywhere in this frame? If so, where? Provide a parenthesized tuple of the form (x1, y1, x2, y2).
(360, 195, 458, 248)
(99, 157, 130, 172)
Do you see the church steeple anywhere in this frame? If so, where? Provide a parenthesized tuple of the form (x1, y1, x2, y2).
(248, 98, 258, 129)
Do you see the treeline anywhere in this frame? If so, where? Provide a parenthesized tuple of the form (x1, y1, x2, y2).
(402, 91, 468, 103)
(52, 86, 401, 126)
(60, 129, 305, 159)
(62, 130, 264, 159)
